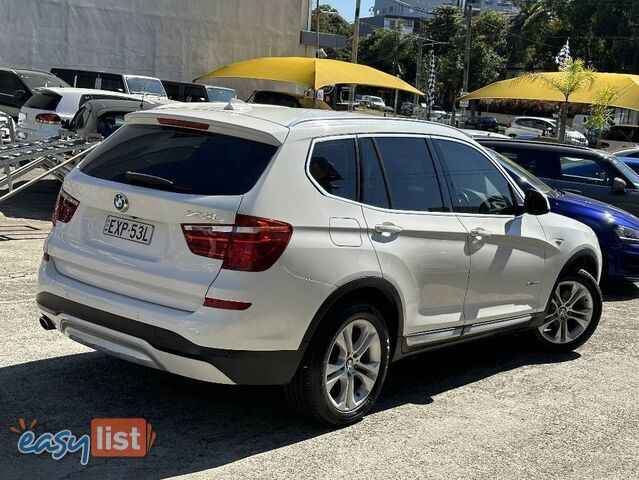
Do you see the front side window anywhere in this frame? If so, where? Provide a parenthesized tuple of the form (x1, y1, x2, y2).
(375, 137, 444, 212)
(559, 156, 612, 185)
(309, 139, 357, 201)
(435, 140, 517, 215)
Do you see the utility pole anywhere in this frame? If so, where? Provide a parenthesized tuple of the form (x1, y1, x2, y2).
(461, 1, 473, 121)
(347, 0, 362, 111)
(314, 0, 320, 108)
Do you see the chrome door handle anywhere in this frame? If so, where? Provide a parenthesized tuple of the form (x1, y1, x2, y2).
(470, 227, 492, 240)
(374, 222, 403, 235)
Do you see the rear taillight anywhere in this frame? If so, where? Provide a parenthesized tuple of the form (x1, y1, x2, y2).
(52, 189, 79, 225)
(182, 214, 292, 272)
(35, 113, 61, 124)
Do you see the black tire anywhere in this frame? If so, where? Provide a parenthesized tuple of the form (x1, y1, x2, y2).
(531, 269, 602, 353)
(284, 303, 390, 425)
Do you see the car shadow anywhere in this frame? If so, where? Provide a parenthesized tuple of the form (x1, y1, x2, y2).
(0, 178, 59, 221)
(0, 334, 578, 478)
(601, 280, 639, 302)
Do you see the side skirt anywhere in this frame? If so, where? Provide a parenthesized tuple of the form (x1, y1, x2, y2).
(399, 312, 545, 358)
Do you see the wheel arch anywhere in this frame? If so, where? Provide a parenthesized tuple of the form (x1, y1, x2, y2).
(559, 247, 600, 281)
(300, 277, 404, 362)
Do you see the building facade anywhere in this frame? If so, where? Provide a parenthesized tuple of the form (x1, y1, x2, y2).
(362, 0, 516, 35)
(0, 0, 313, 89)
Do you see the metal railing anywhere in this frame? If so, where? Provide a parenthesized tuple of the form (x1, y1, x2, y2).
(0, 138, 98, 203)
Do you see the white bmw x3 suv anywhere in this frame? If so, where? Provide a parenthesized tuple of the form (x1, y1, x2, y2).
(37, 103, 603, 425)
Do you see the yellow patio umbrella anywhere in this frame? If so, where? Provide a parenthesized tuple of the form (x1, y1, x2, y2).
(459, 72, 639, 111)
(194, 56, 423, 96)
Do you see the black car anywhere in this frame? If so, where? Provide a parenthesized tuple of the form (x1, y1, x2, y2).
(0, 68, 69, 119)
(476, 138, 639, 217)
(161, 80, 236, 103)
(463, 116, 499, 133)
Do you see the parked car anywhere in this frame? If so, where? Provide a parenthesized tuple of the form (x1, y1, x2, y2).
(247, 90, 331, 110)
(51, 68, 168, 99)
(505, 116, 588, 147)
(476, 139, 639, 217)
(37, 104, 603, 425)
(360, 95, 386, 110)
(0, 68, 69, 119)
(462, 115, 499, 133)
(614, 148, 639, 175)
(463, 129, 509, 139)
(0, 110, 16, 143)
(63, 99, 158, 142)
(16, 88, 139, 141)
(434, 112, 459, 127)
(400, 101, 414, 116)
(598, 125, 639, 152)
(487, 149, 639, 282)
(161, 80, 236, 103)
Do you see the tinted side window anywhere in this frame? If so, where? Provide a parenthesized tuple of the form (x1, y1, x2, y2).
(309, 139, 357, 201)
(76, 72, 99, 89)
(184, 86, 207, 102)
(376, 137, 444, 212)
(559, 156, 612, 185)
(81, 125, 277, 196)
(100, 75, 126, 92)
(163, 83, 181, 101)
(0, 72, 24, 94)
(436, 140, 517, 215)
(359, 138, 389, 208)
(490, 146, 562, 180)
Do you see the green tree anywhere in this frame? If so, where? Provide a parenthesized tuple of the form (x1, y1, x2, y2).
(584, 85, 619, 138)
(311, 4, 352, 61)
(518, 58, 596, 141)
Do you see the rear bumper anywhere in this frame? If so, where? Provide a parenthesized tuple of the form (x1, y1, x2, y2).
(37, 291, 303, 385)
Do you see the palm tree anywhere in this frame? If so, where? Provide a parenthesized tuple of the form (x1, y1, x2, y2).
(518, 58, 596, 142)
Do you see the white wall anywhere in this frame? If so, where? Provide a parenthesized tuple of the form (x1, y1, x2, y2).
(0, 0, 312, 90)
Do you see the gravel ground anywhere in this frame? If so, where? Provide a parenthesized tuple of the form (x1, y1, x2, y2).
(1, 178, 638, 480)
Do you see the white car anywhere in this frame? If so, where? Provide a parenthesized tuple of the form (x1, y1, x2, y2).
(361, 95, 386, 110)
(37, 104, 603, 425)
(505, 116, 588, 146)
(16, 88, 139, 141)
(464, 129, 510, 139)
(599, 125, 639, 152)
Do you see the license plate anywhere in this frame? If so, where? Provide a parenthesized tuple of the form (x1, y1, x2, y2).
(103, 215, 154, 245)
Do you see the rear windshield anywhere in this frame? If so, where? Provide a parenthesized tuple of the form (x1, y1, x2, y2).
(80, 124, 277, 195)
(23, 92, 62, 110)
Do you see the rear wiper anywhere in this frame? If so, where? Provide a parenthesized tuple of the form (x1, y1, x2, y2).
(125, 171, 191, 192)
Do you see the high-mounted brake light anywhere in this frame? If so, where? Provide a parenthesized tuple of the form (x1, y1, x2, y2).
(157, 117, 209, 130)
(182, 214, 292, 272)
(35, 113, 62, 124)
(52, 189, 79, 225)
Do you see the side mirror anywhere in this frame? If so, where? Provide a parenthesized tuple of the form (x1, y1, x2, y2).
(613, 177, 627, 193)
(13, 89, 28, 101)
(523, 189, 550, 215)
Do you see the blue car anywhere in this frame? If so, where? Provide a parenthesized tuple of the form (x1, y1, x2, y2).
(490, 150, 639, 281)
(614, 148, 639, 175)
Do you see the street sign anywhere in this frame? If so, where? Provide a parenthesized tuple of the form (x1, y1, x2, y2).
(459, 100, 469, 108)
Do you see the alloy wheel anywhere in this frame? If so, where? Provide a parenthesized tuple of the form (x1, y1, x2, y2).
(539, 280, 594, 344)
(324, 319, 382, 413)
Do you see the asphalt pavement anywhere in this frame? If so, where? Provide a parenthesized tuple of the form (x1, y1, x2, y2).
(1, 178, 638, 479)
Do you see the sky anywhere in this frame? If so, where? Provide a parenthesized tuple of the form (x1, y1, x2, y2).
(324, 0, 376, 22)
